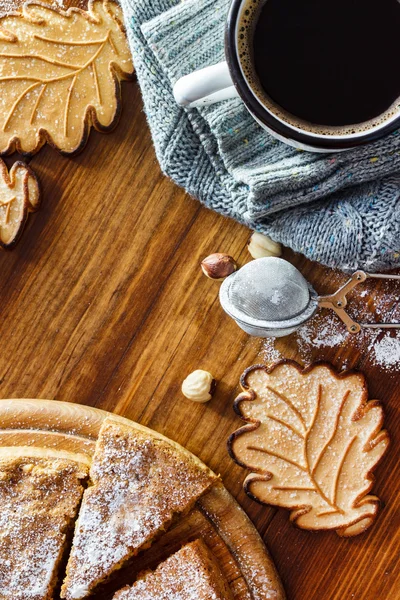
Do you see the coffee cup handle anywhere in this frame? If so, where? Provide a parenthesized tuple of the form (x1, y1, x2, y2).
(173, 62, 238, 108)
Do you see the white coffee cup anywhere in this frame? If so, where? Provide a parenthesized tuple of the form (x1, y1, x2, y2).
(173, 0, 400, 153)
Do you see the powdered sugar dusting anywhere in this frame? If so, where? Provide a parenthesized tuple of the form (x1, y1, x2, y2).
(114, 540, 231, 600)
(297, 314, 347, 351)
(257, 268, 400, 372)
(235, 546, 279, 600)
(63, 419, 216, 600)
(0, 457, 87, 600)
(372, 335, 400, 369)
(260, 310, 400, 373)
(259, 337, 282, 364)
(0, 0, 65, 17)
(0, 0, 21, 16)
(0, 0, 87, 17)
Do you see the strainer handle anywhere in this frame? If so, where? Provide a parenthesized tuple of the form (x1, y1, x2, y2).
(317, 271, 367, 309)
(360, 322, 400, 329)
(317, 271, 367, 332)
(317, 301, 362, 333)
(318, 270, 400, 333)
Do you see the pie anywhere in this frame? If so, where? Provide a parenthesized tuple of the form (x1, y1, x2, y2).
(113, 539, 234, 600)
(0, 449, 88, 600)
(61, 418, 218, 599)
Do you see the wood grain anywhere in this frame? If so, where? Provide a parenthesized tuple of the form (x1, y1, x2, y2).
(0, 398, 285, 600)
(0, 0, 399, 598)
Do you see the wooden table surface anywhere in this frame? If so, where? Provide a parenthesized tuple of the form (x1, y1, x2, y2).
(0, 2, 399, 598)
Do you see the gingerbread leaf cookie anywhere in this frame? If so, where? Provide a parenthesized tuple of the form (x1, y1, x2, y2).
(0, 0, 134, 155)
(0, 159, 40, 248)
(228, 361, 389, 537)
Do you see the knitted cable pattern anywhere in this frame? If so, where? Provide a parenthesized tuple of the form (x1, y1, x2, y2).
(121, 0, 400, 271)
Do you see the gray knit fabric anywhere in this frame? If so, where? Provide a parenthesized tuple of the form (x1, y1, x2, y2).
(121, 0, 400, 271)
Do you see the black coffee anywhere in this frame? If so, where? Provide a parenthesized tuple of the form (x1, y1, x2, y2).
(249, 0, 400, 127)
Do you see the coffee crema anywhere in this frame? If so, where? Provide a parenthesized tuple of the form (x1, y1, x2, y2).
(237, 0, 400, 136)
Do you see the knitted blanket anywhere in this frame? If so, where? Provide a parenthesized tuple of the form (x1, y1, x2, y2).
(120, 0, 400, 271)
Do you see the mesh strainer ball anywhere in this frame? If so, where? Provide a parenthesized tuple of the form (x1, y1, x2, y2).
(219, 257, 318, 337)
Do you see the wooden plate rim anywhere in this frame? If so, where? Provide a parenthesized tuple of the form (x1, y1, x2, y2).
(0, 398, 285, 600)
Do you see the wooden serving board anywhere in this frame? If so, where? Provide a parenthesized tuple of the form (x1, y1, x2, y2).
(0, 398, 285, 600)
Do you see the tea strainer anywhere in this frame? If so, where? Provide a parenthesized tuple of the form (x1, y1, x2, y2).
(219, 257, 400, 338)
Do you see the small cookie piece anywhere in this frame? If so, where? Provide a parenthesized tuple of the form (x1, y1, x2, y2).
(0, 159, 40, 248)
(228, 361, 389, 537)
(113, 540, 234, 600)
(0, 0, 134, 155)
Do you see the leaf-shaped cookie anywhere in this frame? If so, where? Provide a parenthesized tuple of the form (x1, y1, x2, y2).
(0, 0, 134, 155)
(228, 361, 389, 537)
(0, 158, 40, 248)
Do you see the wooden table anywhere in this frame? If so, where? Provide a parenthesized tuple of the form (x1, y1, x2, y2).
(0, 2, 399, 597)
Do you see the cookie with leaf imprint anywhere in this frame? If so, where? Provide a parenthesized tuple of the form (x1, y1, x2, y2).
(228, 360, 390, 537)
(0, 0, 134, 156)
(0, 158, 40, 248)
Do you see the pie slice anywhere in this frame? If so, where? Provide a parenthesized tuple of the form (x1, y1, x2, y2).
(0, 449, 89, 600)
(61, 418, 218, 600)
(113, 539, 234, 600)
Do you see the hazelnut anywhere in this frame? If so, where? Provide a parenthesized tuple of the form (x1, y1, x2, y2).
(201, 253, 237, 280)
(248, 232, 282, 259)
(181, 370, 216, 403)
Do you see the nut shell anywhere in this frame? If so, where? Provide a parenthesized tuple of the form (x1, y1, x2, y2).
(181, 370, 216, 403)
(248, 232, 282, 259)
(201, 253, 237, 280)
